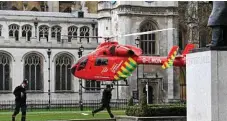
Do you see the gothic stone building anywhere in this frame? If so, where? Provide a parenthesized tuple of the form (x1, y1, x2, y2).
(0, 1, 181, 104)
(98, 1, 180, 103)
(0, 1, 102, 102)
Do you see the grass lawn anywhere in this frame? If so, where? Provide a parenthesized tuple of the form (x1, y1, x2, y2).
(0, 110, 126, 121)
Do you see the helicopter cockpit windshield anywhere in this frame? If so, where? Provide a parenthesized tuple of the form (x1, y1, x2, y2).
(77, 56, 88, 71)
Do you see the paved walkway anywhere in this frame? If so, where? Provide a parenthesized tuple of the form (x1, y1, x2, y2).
(48, 118, 116, 121)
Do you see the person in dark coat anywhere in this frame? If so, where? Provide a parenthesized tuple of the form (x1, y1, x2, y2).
(12, 79, 28, 121)
(207, 1, 227, 47)
(92, 84, 114, 118)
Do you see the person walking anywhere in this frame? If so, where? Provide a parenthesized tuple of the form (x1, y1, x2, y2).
(12, 79, 28, 121)
(92, 84, 114, 118)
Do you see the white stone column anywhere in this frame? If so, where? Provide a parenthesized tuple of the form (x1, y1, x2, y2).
(77, 25, 81, 44)
(3, 22, 9, 41)
(61, 25, 68, 44)
(48, 27, 51, 43)
(19, 25, 22, 40)
(52, 1, 59, 12)
(89, 26, 92, 43)
(47, 1, 53, 12)
(167, 16, 174, 101)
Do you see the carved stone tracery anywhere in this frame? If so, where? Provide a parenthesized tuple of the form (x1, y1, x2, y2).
(117, 6, 177, 16)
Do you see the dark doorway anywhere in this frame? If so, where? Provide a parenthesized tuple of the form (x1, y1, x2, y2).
(143, 85, 154, 104)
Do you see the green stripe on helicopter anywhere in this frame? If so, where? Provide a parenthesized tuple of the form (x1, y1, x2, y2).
(114, 57, 137, 80)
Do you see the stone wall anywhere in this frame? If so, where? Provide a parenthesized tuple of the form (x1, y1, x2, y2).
(98, 1, 179, 102)
(0, 48, 103, 101)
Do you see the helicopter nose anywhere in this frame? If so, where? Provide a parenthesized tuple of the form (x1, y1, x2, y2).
(71, 65, 77, 75)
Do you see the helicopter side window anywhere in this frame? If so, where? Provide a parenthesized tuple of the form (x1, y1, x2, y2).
(109, 45, 116, 55)
(78, 58, 88, 71)
(95, 58, 108, 66)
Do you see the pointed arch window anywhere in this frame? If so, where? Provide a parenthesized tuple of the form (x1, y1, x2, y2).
(0, 53, 11, 91)
(80, 26, 89, 43)
(22, 25, 32, 41)
(140, 22, 156, 55)
(68, 26, 77, 42)
(24, 53, 43, 91)
(51, 26, 61, 42)
(9, 24, 19, 41)
(55, 54, 73, 91)
(39, 25, 49, 42)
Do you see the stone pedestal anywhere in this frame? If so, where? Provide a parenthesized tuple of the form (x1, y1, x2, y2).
(186, 49, 227, 121)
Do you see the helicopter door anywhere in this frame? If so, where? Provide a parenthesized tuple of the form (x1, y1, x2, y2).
(95, 58, 108, 66)
(94, 57, 110, 77)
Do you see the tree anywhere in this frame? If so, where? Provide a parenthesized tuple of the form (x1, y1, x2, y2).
(178, 1, 212, 49)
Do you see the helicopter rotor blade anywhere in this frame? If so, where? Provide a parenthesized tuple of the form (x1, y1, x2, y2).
(61, 35, 116, 40)
(61, 28, 175, 41)
(123, 28, 175, 37)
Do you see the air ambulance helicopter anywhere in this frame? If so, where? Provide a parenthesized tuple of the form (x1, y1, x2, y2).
(71, 28, 195, 84)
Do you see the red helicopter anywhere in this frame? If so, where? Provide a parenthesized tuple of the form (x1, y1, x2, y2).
(71, 29, 195, 82)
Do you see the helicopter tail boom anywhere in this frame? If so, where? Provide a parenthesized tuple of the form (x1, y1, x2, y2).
(136, 55, 185, 67)
(136, 44, 195, 68)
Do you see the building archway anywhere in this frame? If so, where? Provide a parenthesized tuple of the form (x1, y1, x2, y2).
(143, 85, 154, 104)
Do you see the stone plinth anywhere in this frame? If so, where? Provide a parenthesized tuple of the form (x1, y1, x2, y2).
(186, 49, 227, 121)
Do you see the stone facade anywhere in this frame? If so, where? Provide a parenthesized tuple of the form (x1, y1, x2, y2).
(0, 2, 103, 102)
(98, 1, 180, 102)
(0, 1, 181, 103)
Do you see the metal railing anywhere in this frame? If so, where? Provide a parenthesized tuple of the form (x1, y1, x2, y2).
(0, 99, 128, 112)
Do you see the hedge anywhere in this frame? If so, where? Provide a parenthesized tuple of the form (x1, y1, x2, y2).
(125, 104, 186, 117)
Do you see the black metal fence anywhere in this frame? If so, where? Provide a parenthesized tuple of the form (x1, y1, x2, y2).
(0, 99, 128, 112)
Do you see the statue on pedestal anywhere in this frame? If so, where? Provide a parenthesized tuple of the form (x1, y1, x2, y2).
(207, 1, 227, 47)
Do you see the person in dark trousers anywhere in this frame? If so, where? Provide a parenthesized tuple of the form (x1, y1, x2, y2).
(92, 84, 114, 118)
(207, 1, 227, 47)
(12, 79, 28, 121)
